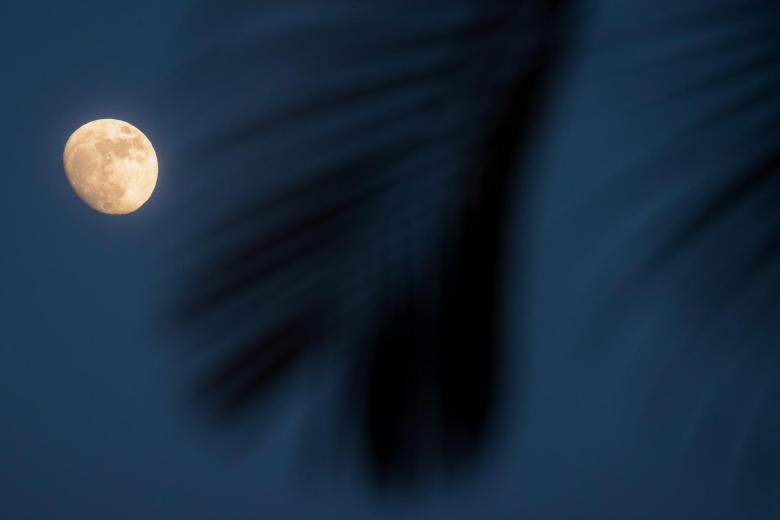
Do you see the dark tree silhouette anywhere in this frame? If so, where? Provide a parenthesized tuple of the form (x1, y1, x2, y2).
(170, 0, 573, 486)
(168, 0, 780, 499)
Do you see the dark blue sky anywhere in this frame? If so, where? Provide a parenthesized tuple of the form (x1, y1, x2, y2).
(3, 1, 780, 518)
(0, 2, 306, 517)
(0, 2, 517, 517)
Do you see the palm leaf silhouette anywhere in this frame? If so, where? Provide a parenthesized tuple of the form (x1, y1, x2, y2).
(169, 0, 571, 485)
(164, 0, 780, 502)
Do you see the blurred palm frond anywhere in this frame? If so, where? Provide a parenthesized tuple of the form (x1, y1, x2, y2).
(171, 0, 571, 485)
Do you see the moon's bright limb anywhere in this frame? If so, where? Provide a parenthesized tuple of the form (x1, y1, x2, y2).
(63, 119, 158, 215)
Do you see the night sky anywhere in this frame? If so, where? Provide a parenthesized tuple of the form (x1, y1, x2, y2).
(3, 1, 780, 518)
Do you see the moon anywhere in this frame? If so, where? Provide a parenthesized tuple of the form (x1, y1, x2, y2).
(63, 119, 158, 215)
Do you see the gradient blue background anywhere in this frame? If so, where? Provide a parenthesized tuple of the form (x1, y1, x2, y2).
(2, 1, 780, 518)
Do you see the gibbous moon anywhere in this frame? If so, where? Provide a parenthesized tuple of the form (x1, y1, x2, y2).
(63, 119, 158, 215)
